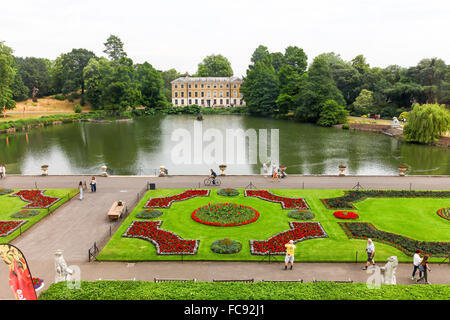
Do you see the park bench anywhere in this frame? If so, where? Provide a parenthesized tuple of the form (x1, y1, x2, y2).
(261, 279, 303, 283)
(154, 278, 197, 283)
(312, 277, 353, 283)
(213, 279, 254, 283)
(107, 201, 126, 220)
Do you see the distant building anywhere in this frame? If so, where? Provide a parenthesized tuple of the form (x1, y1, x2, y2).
(171, 76, 245, 107)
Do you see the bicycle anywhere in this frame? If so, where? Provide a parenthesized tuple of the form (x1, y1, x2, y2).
(204, 177, 221, 186)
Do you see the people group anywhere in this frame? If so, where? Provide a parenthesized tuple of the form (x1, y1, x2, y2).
(262, 162, 287, 181)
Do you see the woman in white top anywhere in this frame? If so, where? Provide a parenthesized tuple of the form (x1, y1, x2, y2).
(78, 181, 83, 200)
(0, 164, 5, 179)
(411, 249, 423, 280)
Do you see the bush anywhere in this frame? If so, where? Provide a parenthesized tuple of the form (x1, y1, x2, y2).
(288, 210, 315, 220)
(54, 94, 66, 101)
(136, 209, 163, 219)
(11, 209, 41, 218)
(68, 96, 75, 103)
(342, 124, 350, 130)
(217, 188, 239, 197)
(210, 238, 242, 254)
(73, 104, 82, 113)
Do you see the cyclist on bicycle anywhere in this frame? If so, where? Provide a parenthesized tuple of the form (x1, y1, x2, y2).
(209, 169, 217, 185)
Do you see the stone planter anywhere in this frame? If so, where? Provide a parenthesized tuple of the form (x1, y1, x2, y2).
(41, 165, 48, 176)
(219, 165, 227, 176)
(338, 166, 346, 176)
(398, 166, 407, 176)
(101, 165, 108, 177)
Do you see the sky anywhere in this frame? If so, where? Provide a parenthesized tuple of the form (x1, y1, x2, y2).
(1, 0, 449, 77)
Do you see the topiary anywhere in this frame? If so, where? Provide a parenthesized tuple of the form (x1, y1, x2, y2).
(11, 209, 41, 218)
(217, 188, 239, 197)
(211, 238, 242, 254)
(136, 209, 163, 219)
(288, 210, 315, 220)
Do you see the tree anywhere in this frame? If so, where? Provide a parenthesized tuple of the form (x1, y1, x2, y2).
(196, 54, 233, 77)
(351, 54, 369, 74)
(240, 60, 279, 115)
(352, 89, 374, 115)
(160, 68, 182, 101)
(270, 52, 285, 73)
(15, 57, 52, 97)
(0, 41, 16, 110)
(283, 46, 307, 75)
(403, 103, 450, 144)
(250, 45, 271, 66)
(11, 72, 29, 101)
(136, 62, 165, 107)
(103, 35, 127, 61)
(317, 99, 348, 127)
(276, 93, 294, 114)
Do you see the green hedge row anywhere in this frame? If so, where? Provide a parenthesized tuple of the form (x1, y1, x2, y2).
(39, 281, 450, 300)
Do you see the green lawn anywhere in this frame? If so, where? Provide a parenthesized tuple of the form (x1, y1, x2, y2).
(39, 281, 450, 300)
(0, 189, 78, 243)
(97, 189, 450, 262)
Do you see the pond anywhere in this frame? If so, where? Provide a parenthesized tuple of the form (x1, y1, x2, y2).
(0, 115, 449, 175)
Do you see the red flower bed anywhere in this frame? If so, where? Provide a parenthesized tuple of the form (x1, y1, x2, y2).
(10, 190, 60, 209)
(144, 190, 210, 208)
(122, 221, 199, 255)
(192, 203, 260, 227)
(437, 207, 449, 221)
(250, 222, 328, 255)
(333, 211, 359, 219)
(0, 220, 27, 237)
(245, 190, 309, 209)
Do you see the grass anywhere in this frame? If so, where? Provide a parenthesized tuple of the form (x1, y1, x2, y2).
(97, 189, 450, 262)
(0, 189, 78, 243)
(39, 281, 450, 300)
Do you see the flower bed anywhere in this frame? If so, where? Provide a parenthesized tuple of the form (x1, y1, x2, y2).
(217, 188, 239, 197)
(144, 190, 210, 208)
(339, 222, 450, 257)
(0, 220, 27, 237)
(10, 190, 60, 209)
(11, 209, 41, 219)
(211, 238, 242, 254)
(136, 209, 163, 219)
(333, 211, 359, 219)
(436, 207, 449, 221)
(321, 190, 450, 209)
(245, 190, 309, 209)
(250, 222, 328, 255)
(122, 221, 199, 255)
(192, 203, 260, 227)
(288, 210, 315, 220)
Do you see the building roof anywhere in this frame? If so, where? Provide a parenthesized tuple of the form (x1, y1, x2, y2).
(171, 76, 242, 83)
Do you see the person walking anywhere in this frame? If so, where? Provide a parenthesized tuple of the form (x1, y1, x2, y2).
(90, 177, 97, 193)
(362, 238, 375, 270)
(272, 168, 280, 182)
(78, 181, 84, 200)
(411, 250, 423, 280)
(284, 240, 296, 270)
(0, 164, 4, 179)
(417, 254, 432, 284)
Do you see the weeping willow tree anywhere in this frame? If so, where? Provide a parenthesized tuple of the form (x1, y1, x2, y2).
(403, 103, 450, 144)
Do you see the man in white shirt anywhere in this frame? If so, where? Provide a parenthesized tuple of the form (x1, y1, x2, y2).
(411, 249, 423, 280)
(362, 238, 375, 270)
(0, 164, 5, 179)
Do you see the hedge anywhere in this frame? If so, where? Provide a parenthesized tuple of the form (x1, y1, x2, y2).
(39, 281, 450, 300)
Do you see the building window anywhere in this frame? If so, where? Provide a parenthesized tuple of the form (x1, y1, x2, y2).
(240, 99, 243, 105)
(189, 99, 192, 104)
(194, 92, 198, 97)
(226, 91, 229, 97)
(220, 84, 223, 88)
(207, 84, 210, 88)
(174, 99, 178, 105)
(181, 99, 184, 105)
(201, 92, 204, 97)
(195, 99, 198, 104)
(188, 84, 191, 88)
(213, 84, 217, 88)
(234, 99, 237, 105)
(226, 84, 229, 88)
(207, 91, 211, 97)
(220, 99, 223, 105)
(220, 91, 223, 97)
(214, 99, 217, 105)
(233, 84, 237, 88)
(181, 84, 184, 88)
(213, 91, 217, 97)
(194, 84, 197, 88)
(233, 91, 237, 97)
(201, 99, 204, 105)
(175, 84, 178, 89)
(188, 92, 192, 97)
(175, 92, 178, 98)
(201, 84, 204, 88)
(181, 92, 184, 98)
(226, 99, 229, 104)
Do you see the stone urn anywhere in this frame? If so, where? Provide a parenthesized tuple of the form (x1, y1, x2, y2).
(101, 165, 108, 177)
(338, 165, 346, 176)
(41, 165, 49, 176)
(219, 164, 227, 176)
(398, 165, 407, 176)
(159, 166, 166, 177)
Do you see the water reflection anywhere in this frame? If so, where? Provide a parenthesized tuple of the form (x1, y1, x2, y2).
(0, 115, 448, 175)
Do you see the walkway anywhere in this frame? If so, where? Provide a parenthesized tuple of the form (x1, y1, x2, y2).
(0, 175, 449, 299)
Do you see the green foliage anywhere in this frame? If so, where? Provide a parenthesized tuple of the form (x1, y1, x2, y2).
(11, 209, 40, 218)
(210, 238, 242, 254)
(342, 124, 350, 130)
(196, 54, 233, 77)
(288, 210, 315, 220)
(0, 41, 16, 110)
(317, 99, 348, 127)
(73, 104, 82, 113)
(398, 111, 408, 121)
(0, 189, 14, 196)
(136, 62, 165, 108)
(136, 209, 163, 219)
(403, 103, 450, 143)
(103, 35, 127, 61)
(14, 56, 53, 97)
(352, 89, 374, 116)
(54, 94, 66, 101)
(39, 281, 450, 300)
(217, 188, 239, 197)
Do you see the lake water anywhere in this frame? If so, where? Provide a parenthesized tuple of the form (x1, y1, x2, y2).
(0, 115, 449, 175)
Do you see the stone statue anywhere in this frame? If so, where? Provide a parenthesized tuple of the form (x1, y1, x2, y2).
(379, 256, 398, 285)
(54, 250, 73, 282)
(196, 111, 203, 121)
(391, 116, 400, 128)
(32, 87, 39, 102)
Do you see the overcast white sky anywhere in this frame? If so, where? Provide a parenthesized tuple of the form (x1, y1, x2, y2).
(1, 0, 448, 77)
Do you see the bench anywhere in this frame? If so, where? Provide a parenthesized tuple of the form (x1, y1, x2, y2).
(213, 279, 254, 283)
(312, 278, 353, 283)
(154, 278, 196, 283)
(108, 201, 126, 220)
(261, 279, 303, 283)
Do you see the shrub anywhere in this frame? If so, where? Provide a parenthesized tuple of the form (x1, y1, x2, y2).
(288, 210, 315, 220)
(73, 104, 82, 113)
(342, 124, 350, 130)
(211, 238, 242, 254)
(68, 96, 75, 103)
(136, 209, 163, 219)
(11, 209, 41, 218)
(217, 188, 239, 197)
(54, 94, 66, 101)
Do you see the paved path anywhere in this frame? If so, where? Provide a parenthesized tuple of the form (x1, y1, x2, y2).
(0, 175, 449, 299)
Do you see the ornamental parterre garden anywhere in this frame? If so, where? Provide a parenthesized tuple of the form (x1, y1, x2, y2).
(97, 188, 450, 262)
(0, 189, 78, 243)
